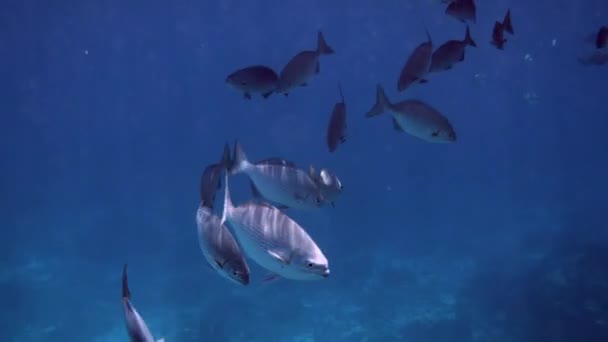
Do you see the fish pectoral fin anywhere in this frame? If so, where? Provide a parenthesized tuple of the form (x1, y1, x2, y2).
(459, 52, 465, 61)
(215, 258, 227, 269)
(392, 117, 405, 132)
(268, 249, 292, 265)
(315, 62, 320, 74)
(331, 202, 335, 208)
(156, 338, 165, 342)
(419, 78, 429, 84)
(261, 273, 281, 284)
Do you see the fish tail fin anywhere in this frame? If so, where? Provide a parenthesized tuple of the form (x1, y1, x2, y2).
(221, 142, 232, 170)
(464, 25, 477, 47)
(231, 140, 250, 174)
(317, 31, 334, 55)
(365, 84, 390, 117)
(122, 263, 130, 300)
(220, 173, 233, 227)
(503, 9, 514, 35)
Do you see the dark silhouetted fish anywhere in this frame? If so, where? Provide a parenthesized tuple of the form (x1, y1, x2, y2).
(491, 9, 514, 50)
(366, 84, 457, 143)
(503, 9, 514, 35)
(276, 31, 334, 96)
(200, 143, 231, 209)
(226, 65, 279, 99)
(430, 25, 477, 72)
(398, 30, 433, 92)
(446, 0, 476, 23)
(326, 83, 347, 153)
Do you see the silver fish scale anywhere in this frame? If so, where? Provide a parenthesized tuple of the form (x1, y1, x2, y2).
(252, 164, 320, 204)
(232, 202, 314, 256)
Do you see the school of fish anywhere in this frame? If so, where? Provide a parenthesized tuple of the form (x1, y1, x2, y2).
(121, 1, 607, 339)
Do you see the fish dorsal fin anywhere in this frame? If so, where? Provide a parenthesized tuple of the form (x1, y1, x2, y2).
(122, 264, 130, 299)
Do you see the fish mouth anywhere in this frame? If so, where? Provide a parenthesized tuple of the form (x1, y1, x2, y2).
(321, 269, 330, 278)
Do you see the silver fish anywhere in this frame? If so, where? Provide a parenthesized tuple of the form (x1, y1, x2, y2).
(196, 205, 250, 285)
(200, 143, 231, 209)
(220, 174, 330, 281)
(122, 265, 165, 342)
(429, 25, 477, 73)
(226, 65, 279, 99)
(398, 30, 433, 92)
(366, 84, 457, 143)
(309, 166, 343, 207)
(230, 141, 324, 210)
(276, 31, 334, 96)
(326, 83, 347, 153)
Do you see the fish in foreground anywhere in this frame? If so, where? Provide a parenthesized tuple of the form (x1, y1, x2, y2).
(276, 31, 334, 96)
(430, 25, 477, 72)
(200, 143, 231, 209)
(398, 30, 433, 91)
(491, 9, 514, 50)
(220, 174, 330, 281)
(366, 84, 456, 143)
(326, 83, 347, 153)
(309, 166, 343, 207)
(230, 141, 324, 210)
(445, 0, 476, 23)
(226, 65, 279, 99)
(579, 50, 608, 66)
(196, 205, 250, 285)
(122, 265, 165, 342)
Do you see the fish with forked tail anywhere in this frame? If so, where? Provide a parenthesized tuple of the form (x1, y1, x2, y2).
(229, 141, 324, 210)
(122, 265, 165, 342)
(366, 84, 456, 143)
(276, 31, 335, 96)
(430, 25, 477, 73)
(398, 30, 433, 92)
(220, 174, 330, 281)
(491, 9, 514, 50)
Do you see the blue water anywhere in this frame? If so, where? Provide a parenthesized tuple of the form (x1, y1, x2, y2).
(2, 0, 608, 341)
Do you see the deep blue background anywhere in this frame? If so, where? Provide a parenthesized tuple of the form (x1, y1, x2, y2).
(2, 0, 607, 341)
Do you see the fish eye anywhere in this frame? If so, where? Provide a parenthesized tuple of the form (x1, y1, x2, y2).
(307, 262, 314, 268)
(232, 271, 238, 276)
